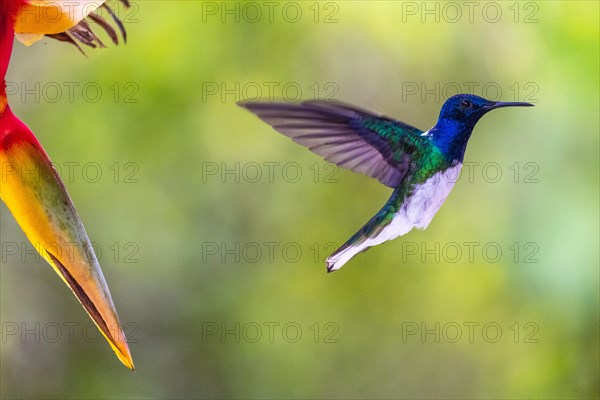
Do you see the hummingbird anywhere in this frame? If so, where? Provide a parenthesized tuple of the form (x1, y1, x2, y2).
(238, 94, 533, 272)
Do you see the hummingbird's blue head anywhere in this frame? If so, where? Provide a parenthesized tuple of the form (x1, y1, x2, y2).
(438, 94, 503, 123)
(431, 94, 533, 161)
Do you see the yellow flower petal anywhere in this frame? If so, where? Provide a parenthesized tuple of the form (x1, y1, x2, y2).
(13, 0, 107, 44)
(13, 32, 43, 46)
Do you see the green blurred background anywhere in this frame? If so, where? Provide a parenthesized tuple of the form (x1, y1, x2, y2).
(1, 1, 598, 398)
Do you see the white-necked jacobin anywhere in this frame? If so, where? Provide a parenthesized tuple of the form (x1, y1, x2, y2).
(238, 94, 533, 272)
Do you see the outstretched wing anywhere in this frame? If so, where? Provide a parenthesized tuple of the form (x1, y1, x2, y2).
(238, 100, 428, 188)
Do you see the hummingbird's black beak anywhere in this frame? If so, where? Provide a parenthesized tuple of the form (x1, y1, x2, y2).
(484, 101, 534, 110)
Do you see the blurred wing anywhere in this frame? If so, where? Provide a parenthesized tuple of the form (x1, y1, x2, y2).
(238, 100, 427, 188)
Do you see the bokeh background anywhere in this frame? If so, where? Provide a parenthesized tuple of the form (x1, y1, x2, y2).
(1, 1, 598, 398)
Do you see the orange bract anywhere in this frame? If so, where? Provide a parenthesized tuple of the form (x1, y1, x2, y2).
(1, 0, 134, 369)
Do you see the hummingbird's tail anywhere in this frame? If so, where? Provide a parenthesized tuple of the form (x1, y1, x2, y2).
(326, 188, 413, 272)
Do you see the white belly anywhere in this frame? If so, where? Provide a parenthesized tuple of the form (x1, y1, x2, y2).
(371, 162, 461, 241)
(326, 163, 462, 271)
(403, 162, 462, 229)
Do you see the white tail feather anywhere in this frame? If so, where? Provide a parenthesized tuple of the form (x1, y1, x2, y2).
(326, 210, 415, 272)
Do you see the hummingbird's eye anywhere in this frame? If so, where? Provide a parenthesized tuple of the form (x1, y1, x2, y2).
(460, 100, 472, 109)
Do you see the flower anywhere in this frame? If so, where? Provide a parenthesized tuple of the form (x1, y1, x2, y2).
(1, 0, 134, 369)
(11, 0, 130, 50)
